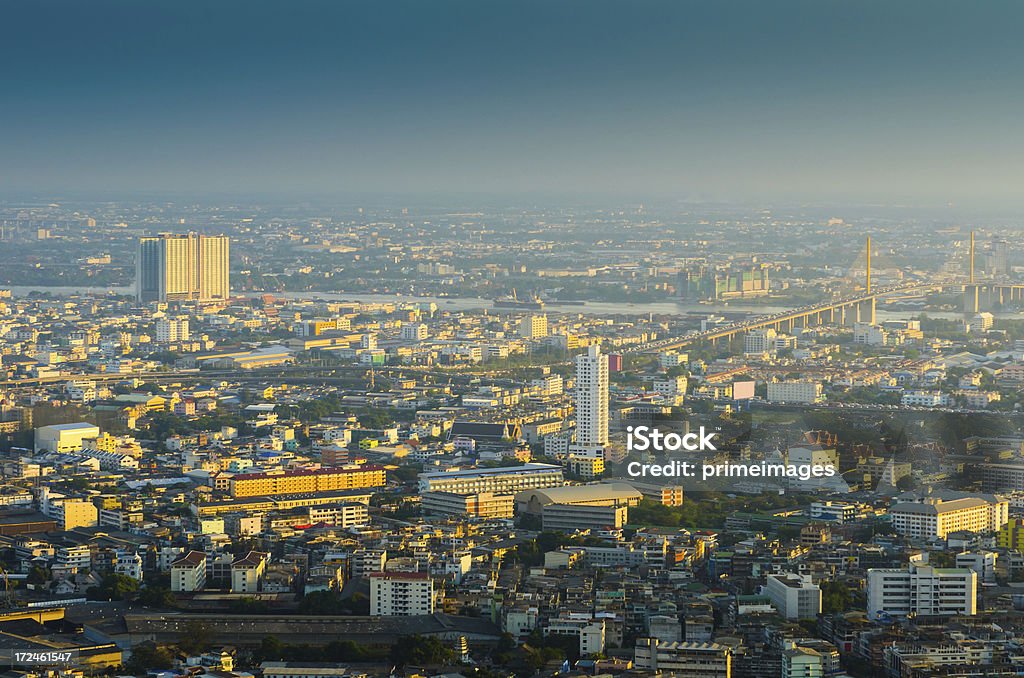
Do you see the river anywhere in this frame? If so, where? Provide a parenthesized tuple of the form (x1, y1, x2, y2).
(7, 285, 1021, 322)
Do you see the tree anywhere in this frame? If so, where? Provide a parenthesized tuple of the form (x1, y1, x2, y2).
(26, 565, 48, 586)
(820, 581, 855, 614)
(124, 642, 173, 674)
(322, 639, 370, 662)
(257, 635, 285, 662)
(390, 635, 457, 667)
(357, 408, 398, 429)
(297, 590, 345, 615)
(87, 573, 140, 601)
(896, 475, 917, 491)
(138, 585, 176, 609)
(177, 620, 213, 655)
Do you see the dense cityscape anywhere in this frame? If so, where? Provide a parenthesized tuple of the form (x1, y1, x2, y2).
(0, 201, 1024, 677)
(7, 0, 1024, 675)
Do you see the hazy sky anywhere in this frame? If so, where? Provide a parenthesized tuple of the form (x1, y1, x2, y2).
(2, 0, 1024, 206)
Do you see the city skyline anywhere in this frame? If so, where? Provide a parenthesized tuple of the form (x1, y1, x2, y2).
(2, 2, 1024, 675)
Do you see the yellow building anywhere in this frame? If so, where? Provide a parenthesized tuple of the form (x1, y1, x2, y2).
(421, 491, 515, 519)
(567, 455, 605, 480)
(998, 517, 1024, 550)
(228, 465, 387, 498)
(83, 432, 119, 453)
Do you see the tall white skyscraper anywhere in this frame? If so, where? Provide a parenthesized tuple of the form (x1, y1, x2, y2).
(572, 344, 609, 456)
(137, 233, 230, 303)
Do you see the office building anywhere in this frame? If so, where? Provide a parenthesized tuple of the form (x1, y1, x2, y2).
(856, 456, 912, 488)
(566, 455, 605, 479)
(652, 376, 687, 397)
(370, 572, 434, 616)
(228, 466, 387, 498)
(955, 551, 997, 583)
(307, 503, 369, 528)
(544, 615, 606, 656)
(137, 233, 230, 303)
(421, 491, 515, 519)
(787, 446, 839, 469)
(744, 328, 777, 355)
(998, 518, 1024, 550)
(623, 481, 685, 507)
(39, 488, 98, 530)
(230, 551, 268, 593)
(808, 501, 857, 524)
(519, 314, 548, 339)
(764, 573, 822, 620)
(659, 351, 687, 369)
(782, 641, 825, 678)
(529, 375, 564, 397)
(901, 391, 955, 408)
(156, 316, 190, 343)
(888, 495, 1008, 539)
(542, 503, 627, 532)
(194, 490, 374, 517)
(973, 312, 995, 331)
(572, 344, 609, 456)
(170, 551, 208, 592)
(866, 563, 976, 621)
(418, 463, 563, 495)
(634, 639, 732, 676)
(680, 264, 770, 301)
(766, 381, 823, 404)
(400, 323, 428, 341)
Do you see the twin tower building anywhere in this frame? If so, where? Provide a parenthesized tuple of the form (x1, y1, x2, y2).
(136, 232, 230, 303)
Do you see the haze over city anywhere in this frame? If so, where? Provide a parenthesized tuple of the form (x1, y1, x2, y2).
(3, 0, 1024, 208)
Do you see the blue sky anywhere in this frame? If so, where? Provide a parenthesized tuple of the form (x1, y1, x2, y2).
(2, 0, 1023, 205)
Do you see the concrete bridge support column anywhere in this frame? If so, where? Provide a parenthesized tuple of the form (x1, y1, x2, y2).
(857, 298, 876, 325)
(964, 284, 980, 314)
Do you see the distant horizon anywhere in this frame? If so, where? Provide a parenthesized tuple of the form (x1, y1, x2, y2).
(2, 189, 1024, 225)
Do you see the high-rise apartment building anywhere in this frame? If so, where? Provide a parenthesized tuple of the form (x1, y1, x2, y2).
(156, 316, 190, 343)
(519, 314, 548, 338)
(170, 551, 208, 592)
(765, 573, 822, 620)
(866, 563, 976, 621)
(370, 572, 435, 616)
(137, 233, 230, 303)
(744, 328, 777, 355)
(400, 323, 428, 341)
(888, 495, 1008, 539)
(572, 344, 608, 455)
